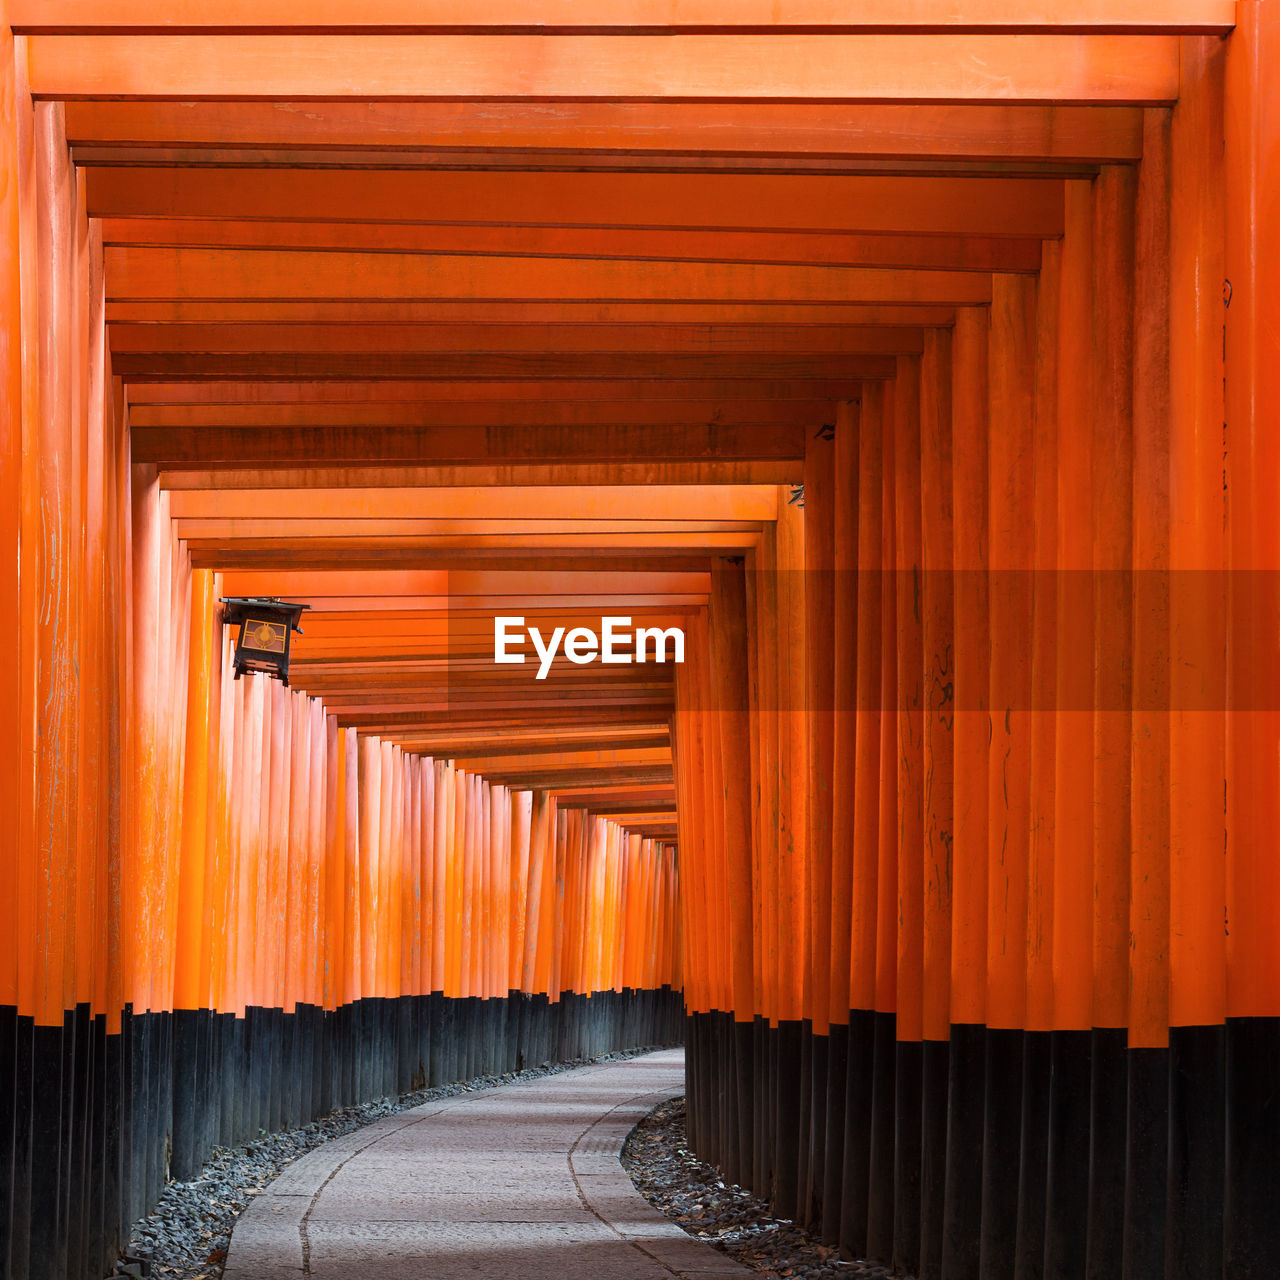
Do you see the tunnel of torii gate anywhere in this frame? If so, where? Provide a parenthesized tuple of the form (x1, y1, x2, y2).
(2, 2, 1280, 1279)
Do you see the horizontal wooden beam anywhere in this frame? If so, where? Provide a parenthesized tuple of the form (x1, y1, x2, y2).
(128, 379, 862, 405)
(13, 2, 1234, 35)
(302, 680, 678, 703)
(109, 322, 925, 356)
(130, 422, 807, 465)
(195, 554, 723, 572)
(107, 301, 958, 326)
(178, 517, 761, 537)
(116, 354, 897, 381)
(27, 35, 1182, 103)
(188, 546, 747, 571)
(547, 783, 675, 798)
(130, 400, 837, 429)
(450, 747, 671, 773)
(72, 145, 1102, 179)
(338, 718, 673, 736)
(220, 567, 709, 595)
(98, 219, 1041, 274)
(104, 248, 992, 307)
(32, 32, 1186, 104)
(161, 476, 788, 504)
(65, 101, 1145, 161)
(388, 728, 670, 755)
(230, 594, 705, 613)
(335, 705, 670, 729)
(88, 169, 1063, 237)
(296, 612, 694, 637)
(159, 461, 803, 487)
(450, 765, 675, 789)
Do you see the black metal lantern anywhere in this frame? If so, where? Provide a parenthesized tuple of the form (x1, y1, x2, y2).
(221, 597, 310, 686)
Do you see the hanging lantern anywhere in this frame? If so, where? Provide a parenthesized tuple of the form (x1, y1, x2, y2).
(221, 597, 310, 686)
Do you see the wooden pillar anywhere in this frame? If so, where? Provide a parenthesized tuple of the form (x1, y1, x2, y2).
(918, 330, 954, 1280)
(1224, 4, 1280, 1272)
(867, 371, 898, 1267)
(710, 555, 756, 1188)
(1017, 236, 1059, 1280)
(1125, 105, 1174, 1280)
(841, 381, 884, 1261)
(823, 395, 859, 1245)
(981, 272, 1037, 1278)
(943, 303, 989, 1280)
(0, 0, 20, 1030)
(1042, 178, 1095, 1280)
(174, 572, 216, 1014)
(802, 419, 836, 1226)
(1087, 163, 1138, 1280)
(892, 355, 925, 1277)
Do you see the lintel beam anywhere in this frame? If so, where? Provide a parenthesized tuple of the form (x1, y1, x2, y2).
(129, 379, 861, 405)
(158, 462, 801, 487)
(109, 323, 922, 357)
(24, 34, 1183, 104)
(166, 485, 780, 520)
(97, 220, 1040, 274)
(13, 2, 1233, 35)
(64, 102, 1144, 162)
(130, 422, 808, 466)
(88, 169, 1063, 238)
(103, 248, 992, 307)
(107, 302, 958, 327)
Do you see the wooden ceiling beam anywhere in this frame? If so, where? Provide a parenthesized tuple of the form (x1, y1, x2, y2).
(107, 301, 958, 326)
(450, 747, 671, 773)
(72, 147, 1102, 178)
(128, 379, 863, 404)
(189, 549, 739, 571)
(159, 462, 801, 487)
(98, 219, 1040, 273)
(64, 101, 1144, 161)
(118, 356, 894, 381)
(334, 710, 672, 733)
(389, 730, 670, 755)
(14, 2, 1233, 36)
(87, 169, 1064, 237)
(130, 422, 808, 466)
(110, 322, 923, 356)
(28, 34, 1180, 104)
(132, 402, 836, 429)
(169, 484, 779, 519)
(178, 518, 762, 537)
(103, 247, 993, 307)
(221, 567, 708, 595)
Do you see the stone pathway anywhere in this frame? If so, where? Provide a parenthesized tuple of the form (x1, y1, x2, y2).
(225, 1048, 750, 1279)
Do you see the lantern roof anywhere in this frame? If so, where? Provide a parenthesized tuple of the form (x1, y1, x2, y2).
(220, 597, 310, 634)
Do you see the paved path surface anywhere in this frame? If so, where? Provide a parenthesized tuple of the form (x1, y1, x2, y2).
(225, 1048, 751, 1279)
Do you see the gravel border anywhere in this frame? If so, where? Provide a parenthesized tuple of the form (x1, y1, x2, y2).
(114, 1045, 665, 1280)
(622, 1097, 912, 1280)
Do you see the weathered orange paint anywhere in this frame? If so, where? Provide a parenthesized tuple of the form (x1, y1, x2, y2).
(919, 332, 954, 1044)
(894, 357, 925, 1044)
(985, 273, 1035, 1032)
(949, 306, 990, 1028)
(1091, 166, 1137, 1033)
(10, 1, 1235, 35)
(28, 33, 1181, 103)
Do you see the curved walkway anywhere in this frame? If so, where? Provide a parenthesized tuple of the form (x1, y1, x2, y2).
(225, 1048, 750, 1279)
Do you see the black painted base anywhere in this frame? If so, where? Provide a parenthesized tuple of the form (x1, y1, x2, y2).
(0, 987, 682, 1280)
(683, 1011, 1280, 1280)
